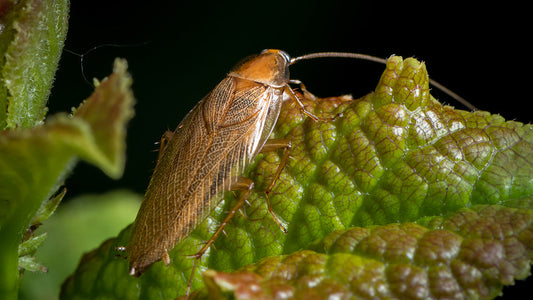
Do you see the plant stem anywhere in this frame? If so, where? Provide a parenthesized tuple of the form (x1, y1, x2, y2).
(0, 221, 21, 300)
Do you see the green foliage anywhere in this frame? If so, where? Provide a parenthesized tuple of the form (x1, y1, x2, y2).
(196, 205, 532, 299)
(0, 0, 69, 129)
(0, 2, 136, 298)
(0, 58, 134, 298)
(61, 57, 533, 299)
(19, 191, 141, 300)
(2, 1, 531, 298)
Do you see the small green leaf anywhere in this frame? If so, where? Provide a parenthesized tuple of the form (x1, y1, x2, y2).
(30, 188, 66, 227)
(20, 191, 141, 300)
(61, 56, 533, 299)
(18, 232, 48, 274)
(19, 232, 47, 256)
(18, 232, 47, 258)
(18, 256, 47, 273)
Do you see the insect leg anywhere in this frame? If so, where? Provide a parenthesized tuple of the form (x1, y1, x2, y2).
(284, 85, 322, 122)
(289, 79, 317, 101)
(284, 85, 341, 122)
(186, 177, 254, 296)
(260, 138, 292, 234)
(192, 177, 253, 259)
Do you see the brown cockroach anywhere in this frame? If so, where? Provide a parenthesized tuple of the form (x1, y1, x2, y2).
(128, 49, 297, 277)
(127, 49, 474, 284)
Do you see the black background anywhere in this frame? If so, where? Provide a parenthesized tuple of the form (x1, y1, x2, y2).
(51, 1, 530, 297)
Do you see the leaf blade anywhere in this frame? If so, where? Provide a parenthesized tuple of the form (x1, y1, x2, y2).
(61, 56, 533, 299)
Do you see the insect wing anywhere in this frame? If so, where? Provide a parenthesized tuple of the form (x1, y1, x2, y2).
(128, 76, 283, 274)
(252, 85, 283, 157)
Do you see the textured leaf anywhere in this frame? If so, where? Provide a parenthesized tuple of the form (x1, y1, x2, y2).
(0, 0, 69, 129)
(0, 59, 134, 298)
(61, 57, 533, 299)
(195, 205, 533, 299)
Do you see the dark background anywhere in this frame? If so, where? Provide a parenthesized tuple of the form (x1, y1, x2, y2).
(50, 1, 530, 297)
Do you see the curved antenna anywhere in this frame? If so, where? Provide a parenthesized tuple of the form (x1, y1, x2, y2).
(291, 52, 387, 65)
(291, 52, 476, 111)
(63, 41, 150, 88)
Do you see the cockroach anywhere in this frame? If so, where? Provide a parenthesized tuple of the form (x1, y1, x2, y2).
(126, 49, 474, 284)
(128, 49, 298, 278)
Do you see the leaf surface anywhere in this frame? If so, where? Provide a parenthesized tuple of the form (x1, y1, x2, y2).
(61, 57, 533, 299)
(196, 205, 532, 299)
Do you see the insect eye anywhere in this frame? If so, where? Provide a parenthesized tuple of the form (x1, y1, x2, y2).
(260, 49, 291, 64)
(278, 51, 291, 64)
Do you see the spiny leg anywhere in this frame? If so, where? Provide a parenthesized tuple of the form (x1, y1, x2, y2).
(289, 79, 317, 101)
(185, 140, 294, 295)
(284, 84, 342, 122)
(186, 177, 254, 296)
(194, 178, 253, 259)
(260, 138, 293, 234)
(284, 85, 322, 121)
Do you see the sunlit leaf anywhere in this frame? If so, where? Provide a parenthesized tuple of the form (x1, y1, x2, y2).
(61, 57, 533, 299)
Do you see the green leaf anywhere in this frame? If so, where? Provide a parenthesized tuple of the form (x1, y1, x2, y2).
(0, 59, 134, 299)
(0, 0, 69, 129)
(0, 58, 134, 228)
(29, 187, 66, 227)
(18, 232, 47, 258)
(61, 57, 533, 299)
(17, 256, 47, 273)
(18, 233, 48, 273)
(196, 205, 533, 299)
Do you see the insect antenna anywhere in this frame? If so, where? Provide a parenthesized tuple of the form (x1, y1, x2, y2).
(63, 41, 150, 88)
(291, 52, 476, 111)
